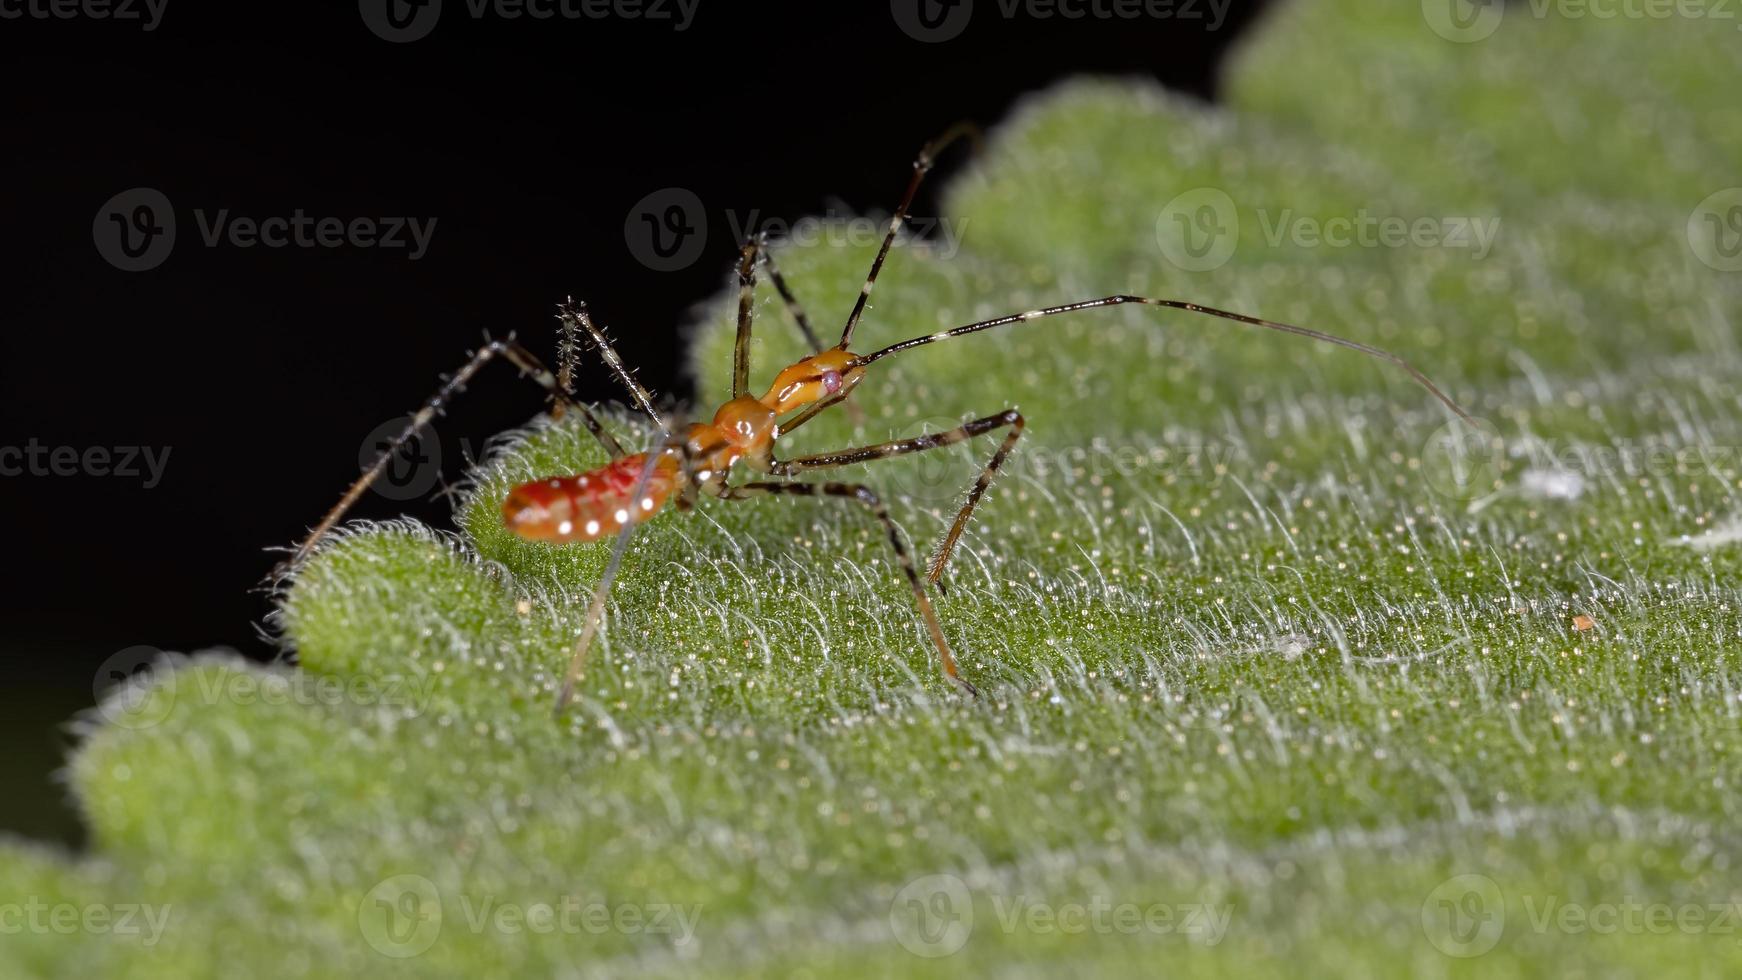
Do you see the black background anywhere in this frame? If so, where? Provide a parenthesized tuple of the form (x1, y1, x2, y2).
(0, 0, 1274, 844)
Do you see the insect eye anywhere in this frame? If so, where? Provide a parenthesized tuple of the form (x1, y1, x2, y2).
(820, 370, 843, 394)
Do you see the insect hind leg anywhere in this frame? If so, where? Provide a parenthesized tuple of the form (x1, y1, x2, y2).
(720, 479, 979, 696)
(768, 409, 1025, 592)
(756, 235, 826, 353)
(275, 337, 622, 580)
(557, 299, 669, 432)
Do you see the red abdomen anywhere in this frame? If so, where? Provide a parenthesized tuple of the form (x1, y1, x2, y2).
(501, 452, 679, 543)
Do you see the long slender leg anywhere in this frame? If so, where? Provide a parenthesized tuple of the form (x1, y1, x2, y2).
(719, 480, 978, 696)
(838, 122, 979, 349)
(553, 437, 680, 714)
(928, 413, 1023, 587)
(556, 299, 669, 432)
(734, 234, 836, 397)
(771, 409, 1025, 588)
(757, 240, 826, 353)
(731, 238, 760, 398)
(275, 338, 622, 577)
(855, 295, 1473, 421)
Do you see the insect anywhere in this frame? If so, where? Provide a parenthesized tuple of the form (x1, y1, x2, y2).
(280, 126, 1472, 713)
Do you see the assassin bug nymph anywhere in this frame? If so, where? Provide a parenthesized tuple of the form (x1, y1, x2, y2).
(281, 126, 1472, 713)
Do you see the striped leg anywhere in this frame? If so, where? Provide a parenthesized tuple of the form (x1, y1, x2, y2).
(771, 409, 1024, 589)
(719, 480, 979, 696)
(838, 122, 979, 348)
(733, 234, 836, 382)
(731, 238, 760, 398)
(757, 239, 826, 353)
(735, 234, 870, 428)
(556, 299, 668, 432)
(276, 338, 623, 579)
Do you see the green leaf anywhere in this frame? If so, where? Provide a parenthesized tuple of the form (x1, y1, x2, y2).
(18, 2, 1742, 975)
